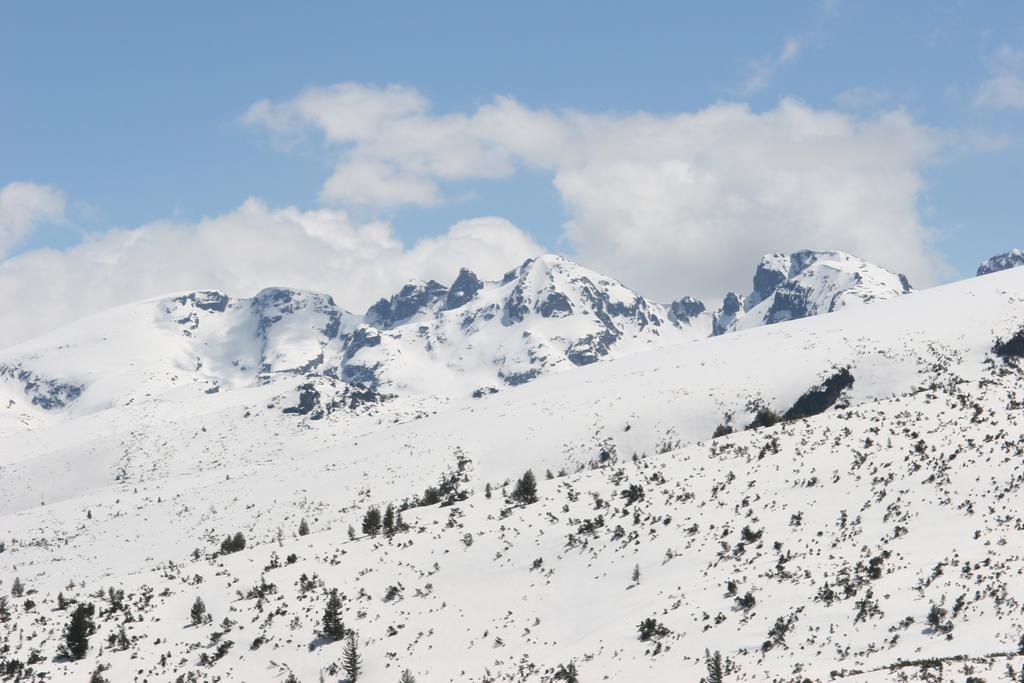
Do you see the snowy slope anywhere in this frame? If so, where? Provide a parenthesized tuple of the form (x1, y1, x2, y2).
(1, 266, 1023, 681)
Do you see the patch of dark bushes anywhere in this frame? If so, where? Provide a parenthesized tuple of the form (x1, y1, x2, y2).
(783, 367, 854, 421)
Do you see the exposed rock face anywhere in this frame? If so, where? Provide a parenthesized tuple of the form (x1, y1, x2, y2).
(669, 296, 706, 324)
(444, 269, 484, 310)
(365, 280, 448, 328)
(283, 379, 390, 419)
(712, 292, 744, 336)
(978, 249, 1024, 276)
(0, 363, 83, 410)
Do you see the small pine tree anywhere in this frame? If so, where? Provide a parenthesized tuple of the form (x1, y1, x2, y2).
(298, 518, 310, 536)
(0, 596, 10, 622)
(511, 470, 538, 504)
(321, 588, 345, 641)
(11, 576, 24, 597)
(554, 661, 579, 682)
(347, 524, 356, 541)
(89, 664, 110, 683)
(382, 504, 396, 536)
(362, 507, 382, 537)
(57, 591, 68, 610)
(190, 596, 207, 625)
(632, 564, 641, 584)
(399, 670, 416, 683)
(342, 631, 362, 681)
(116, 624, 129, 650)
(705, 648, 724, 683)
(220, 531, 246, 554)
(59, 602, 96, 660)
(484, 483, 492, 499)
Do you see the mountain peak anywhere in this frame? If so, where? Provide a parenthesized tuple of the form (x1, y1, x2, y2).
(444, 268, 484, 311)
(713, 249, 912, 335)
(365, 279, 448, 328)
(978, 249, 1024, 276)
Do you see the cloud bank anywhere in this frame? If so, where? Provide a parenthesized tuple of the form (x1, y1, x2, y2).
(246, 84, 948, 301)
(0, 181, 66, 257)
(0, 199, 540, 348)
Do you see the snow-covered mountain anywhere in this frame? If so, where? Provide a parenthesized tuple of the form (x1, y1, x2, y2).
(978, 248, 1024, 276)
(345, 254, 709, 395)
(0, 250, 911, 439)
(712, 249, 913, 335)
(1, 262, 1023, 682)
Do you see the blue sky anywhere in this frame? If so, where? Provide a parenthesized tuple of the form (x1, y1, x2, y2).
(1, 1, 1023, 342)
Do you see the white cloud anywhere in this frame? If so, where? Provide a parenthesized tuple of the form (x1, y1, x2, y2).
(0, 181, 66, 257)
(740, 38, 803, 96)
(975, 45, 1024, 109)
(0, 198, 541, 348)
(246, 85, 949, 302)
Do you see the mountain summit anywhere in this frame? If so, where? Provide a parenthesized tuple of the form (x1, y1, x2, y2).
(712, 249, 912, 335)
(978, 248, 1024, 276)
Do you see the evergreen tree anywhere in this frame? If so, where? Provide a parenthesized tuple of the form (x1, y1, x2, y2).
(298, 518, 310, 536)
(361, 507, 382, 537)
(382, 504, 396, 536)
(399, 670, 416, 683)
(705, 648, 724, 683)
(321, 588, 345, 641)
(632, 564, 641, 584)
(220, 532, 246, 554)
(88, 665, 110, 683)
(190, 596, 207, 625)
(11, 576, 23, 597)
(511, 470, 538, 504)
(57, 591, 68, 610)
(484, 483, 492, 499)
(0, 596, 10, 622)
(554, 661, 579, 682)
(115, 625, 129, 650)
(59, 602, 96, 660)
(342, 632, 362, 681)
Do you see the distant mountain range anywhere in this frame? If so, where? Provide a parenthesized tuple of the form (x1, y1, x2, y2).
(1, 247, 1021, 432)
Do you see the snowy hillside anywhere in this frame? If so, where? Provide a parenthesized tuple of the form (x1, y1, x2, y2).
(1, 263, 1024, 681)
